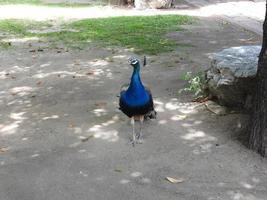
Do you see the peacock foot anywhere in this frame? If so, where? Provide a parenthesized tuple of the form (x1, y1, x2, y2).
(136, 133, 143, 144)
(136, 138, 144, 144)
(129, 139, 136, 147)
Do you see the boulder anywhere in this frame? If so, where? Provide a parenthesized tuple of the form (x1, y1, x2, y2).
(206, 45, 261, 108)
(134, 0, 173, 9)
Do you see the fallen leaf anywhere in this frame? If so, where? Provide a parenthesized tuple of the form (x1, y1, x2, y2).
(69, 123, 75, 128)
(114, 169, 122, 173)
(36, 81, 42, 86)
(86, 71, 94, 75)
(192, 96, 210, 103)
(165, 177, 185, 184)
(74, 60, 80, 65)
(95, 101, 107, 108)
(81, 135, 94, 142)
(0, 147, 8, 153)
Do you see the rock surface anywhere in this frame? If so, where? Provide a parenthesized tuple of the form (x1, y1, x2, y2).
(206, 45, 261, 108)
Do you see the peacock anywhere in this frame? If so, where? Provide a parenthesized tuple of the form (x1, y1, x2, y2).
(119, 57, 156, 146)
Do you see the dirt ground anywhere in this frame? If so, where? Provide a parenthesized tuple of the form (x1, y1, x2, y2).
(0, 5, 267, 200)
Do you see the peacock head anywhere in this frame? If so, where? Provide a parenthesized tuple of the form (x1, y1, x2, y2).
(128, 56, 146, 68)
(128, 57, 140, 68)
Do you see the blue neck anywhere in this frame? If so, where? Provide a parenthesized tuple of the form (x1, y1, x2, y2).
(124, 63, 149, 106)
(129, 64, 143, 89)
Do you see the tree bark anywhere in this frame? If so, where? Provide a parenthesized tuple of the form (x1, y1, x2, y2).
(134, 0, 173, 9)
(249, 2, 267, 156)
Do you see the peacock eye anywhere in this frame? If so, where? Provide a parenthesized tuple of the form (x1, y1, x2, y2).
(131, 60, 138, 65)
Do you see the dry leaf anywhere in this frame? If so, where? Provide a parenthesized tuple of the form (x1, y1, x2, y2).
(95, 101, 107, 108)
(86, 71, 94, 75)
(114, 169, 122, 173)
(0, 147, 8, 153)
(165, 177, 185, 184)
(81, 135, 94, 142)
(69, 123, 75, 128)
(36, 81, 42, 86)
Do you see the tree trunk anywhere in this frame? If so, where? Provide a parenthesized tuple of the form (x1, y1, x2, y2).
(134, 0, 173, 9)
(249, 2, 267, 156)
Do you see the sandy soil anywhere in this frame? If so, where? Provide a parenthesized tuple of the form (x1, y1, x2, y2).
(0, 6, 267, 200)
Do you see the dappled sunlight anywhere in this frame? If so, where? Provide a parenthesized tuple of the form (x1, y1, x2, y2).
(0, 65, 32, 79)
(89, 59, 109, 67)
(33, 70, 85, 78)
(155, 98, 199, 114)
(226, 190, 261, 200)
(119, 170, 151, 185)
(42, 114, 59, 120)
(120, 179, 130, 184)
(181, 130, 206, 140)
(9, 86, 35, 96)
(91, 108, 107, 117)
(0, 2, 264, 21)
(86, 115, 120, 142)
(170, 114, 187, 121)
(94, 130, 118, 142)
(0, 112, 27, 135)
(131, 171, 142, 177)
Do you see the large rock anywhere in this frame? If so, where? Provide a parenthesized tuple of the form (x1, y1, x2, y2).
(206, 45, 261, 108)
(134, 0, 173, 9)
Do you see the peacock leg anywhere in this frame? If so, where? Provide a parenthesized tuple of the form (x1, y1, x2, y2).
(130, 117, 136, 146)
(137, 115, 144, 143)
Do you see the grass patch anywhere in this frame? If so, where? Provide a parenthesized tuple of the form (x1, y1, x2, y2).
(0, 19, 52, 48)
(0, 19, 51, 35)
(0, 15, 194, 54)
(44, 15, 194, 54)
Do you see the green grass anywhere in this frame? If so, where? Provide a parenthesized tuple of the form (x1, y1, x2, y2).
(0, 19, 51, 35)
(0, 15, 194, 54)
(44, 15, 193, 54)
